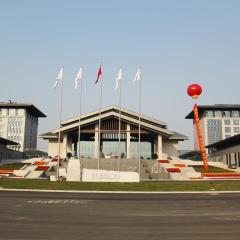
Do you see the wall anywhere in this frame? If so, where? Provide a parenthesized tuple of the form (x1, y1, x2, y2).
(0, 145, 24, 160)
(23, 112, 38, 150)
(48, 139, 64, 157)
(208, 144, 240, 168)
(162, 140, 179, 157)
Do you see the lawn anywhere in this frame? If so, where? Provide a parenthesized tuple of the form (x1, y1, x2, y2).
(0, 163, 29, 170)
(1, 178, 240, 191)
(190, 165, 234, 173)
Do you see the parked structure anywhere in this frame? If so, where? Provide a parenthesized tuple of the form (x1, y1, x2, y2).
(206, 134, 240, 169)
(0, 102, 46, 152)
(40, 106, 188, 159)
(186, 104, 240, 152)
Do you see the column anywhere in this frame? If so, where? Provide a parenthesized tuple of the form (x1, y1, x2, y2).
(62, 134, 72, 158)
(126, 123, 131, 159)
(151, 140, 154, 158)
(154, 134, 162, 159)
(94, 124, 99, 158)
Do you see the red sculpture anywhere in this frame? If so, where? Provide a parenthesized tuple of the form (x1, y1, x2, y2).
(187, 84, 209, 172)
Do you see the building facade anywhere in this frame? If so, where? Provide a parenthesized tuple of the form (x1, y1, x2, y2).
(206, 134, 240, 169)
(41, 106, 188, 159)
(0, 102, 46, 152)
(186, 105, 240, 152)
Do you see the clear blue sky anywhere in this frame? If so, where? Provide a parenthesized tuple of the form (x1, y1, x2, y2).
(1, 0, 240, 150)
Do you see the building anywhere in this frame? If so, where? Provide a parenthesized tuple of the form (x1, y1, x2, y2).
(186, 104, 240, 152)
(40, 106, 188, 159)
(0, 137, 23, 160)
(0, 102, 46, 152)
(206, 134, 240, 169)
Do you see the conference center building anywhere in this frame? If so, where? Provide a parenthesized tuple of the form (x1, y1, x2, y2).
(40, 106, 188, 160)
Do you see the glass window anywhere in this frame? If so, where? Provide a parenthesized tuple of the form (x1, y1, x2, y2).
(223, 111, 231, 117)
(205, 111, 213, 117)
(0, 109, 2, 115)
(233, 119, 239, 125)
(232, 111, 240, 117)
(214, 111, 222, 117)
(234, 127, 239, 133)
(224, 119, 231, 125)
(225, 134, 231, 138)
(225, 127, 231, 133)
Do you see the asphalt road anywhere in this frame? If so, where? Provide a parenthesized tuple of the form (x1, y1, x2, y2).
(0, 190, 240, 240)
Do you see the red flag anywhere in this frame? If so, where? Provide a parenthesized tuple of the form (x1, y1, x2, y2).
(95, 64, 102, 84)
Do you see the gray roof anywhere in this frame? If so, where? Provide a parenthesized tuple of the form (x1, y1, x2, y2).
(185, 104, 240, 119)
(62, 105, 168, 128)
(169, 131, 189, 140)
(0, 102, 46, 117)
(206, 133, 240, 150)
(0, 137, 19, 146)
(39, 132, 58, 139)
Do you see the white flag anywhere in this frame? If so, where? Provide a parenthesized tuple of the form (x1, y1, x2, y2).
(75, 67, 83, 89)
(133, 68, 141, 82)
(53, 67, 64, 89)
(115, 68, 122, 90)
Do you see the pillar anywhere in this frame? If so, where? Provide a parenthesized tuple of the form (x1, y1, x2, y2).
(126, 123, 131, 159)
(94, 124, 99, 158)
(154, 134, 162, 159)
(62, 134, 72, 158)
(151, 140, 154, 158)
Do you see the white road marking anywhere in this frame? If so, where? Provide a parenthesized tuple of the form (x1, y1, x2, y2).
(26, 199, 91, 205)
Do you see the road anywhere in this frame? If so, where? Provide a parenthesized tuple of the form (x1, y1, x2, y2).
(0, 190, 240, 240)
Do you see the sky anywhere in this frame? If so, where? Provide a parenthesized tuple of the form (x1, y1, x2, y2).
(1, 0, 240, 151)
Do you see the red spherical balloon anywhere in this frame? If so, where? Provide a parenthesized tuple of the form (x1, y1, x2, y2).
(187, 84, 202, 99)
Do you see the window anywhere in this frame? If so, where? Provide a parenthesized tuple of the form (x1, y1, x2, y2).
(233, 119, 239, 125)
(224, 119, 231, 125)
(0, 109, 2, 115)
(205, 111, 213, 117)
(232, 111, 240, 117)
(15, 109, 18, 116)
(207, 119, 223, 144)
(234, 127, 239, 133)
(223, 111, 231, 117)
(225, 127, 231, 133)
(225, 134, 231, 138)
(214, 111, 222, 117)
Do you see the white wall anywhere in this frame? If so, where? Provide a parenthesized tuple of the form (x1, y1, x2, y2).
(48, 139, 64, 157)
(162, 140, 179, 157)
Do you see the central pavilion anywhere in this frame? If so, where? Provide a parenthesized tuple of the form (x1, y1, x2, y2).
(40, 106, 188, 160)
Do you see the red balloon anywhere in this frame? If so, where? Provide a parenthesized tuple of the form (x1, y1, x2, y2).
(187, 84, 202, 99)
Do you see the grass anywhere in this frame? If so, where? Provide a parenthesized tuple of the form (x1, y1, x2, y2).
(191, 165, 234, 173)
(1, 178, 240, 191)
(0, 163, 29, 170)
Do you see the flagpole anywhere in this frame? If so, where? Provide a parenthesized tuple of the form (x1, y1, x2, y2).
(138, 68, 141, 181)
(77, 68, 83, 179)
(98, 67, 103, 170)
(118, 71, 122, 171)
(57, 67, 64, 181)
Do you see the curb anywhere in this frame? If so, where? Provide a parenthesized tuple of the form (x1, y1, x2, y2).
(1, 188, 240, 194)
